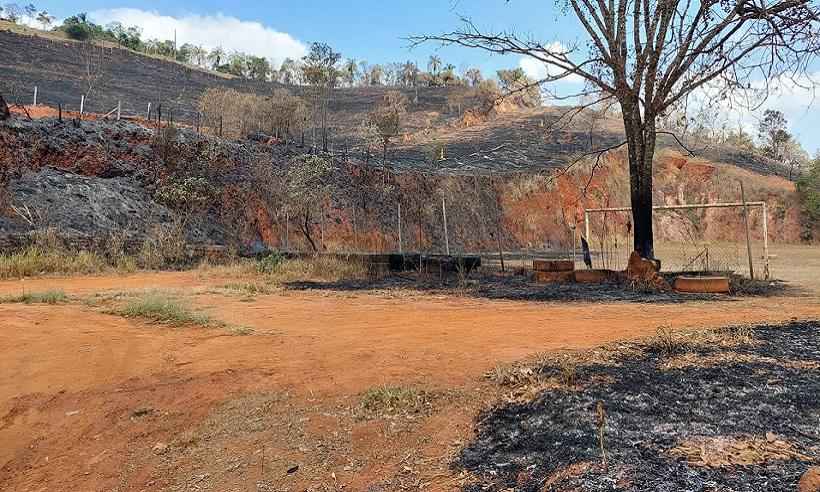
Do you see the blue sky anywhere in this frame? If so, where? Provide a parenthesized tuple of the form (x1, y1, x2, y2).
(25, 0, 820, 153)
(32, 0, 572, 74)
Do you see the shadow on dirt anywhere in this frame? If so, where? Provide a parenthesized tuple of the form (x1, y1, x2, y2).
(458, 321, 820, 491)
(283, 272, 795, 305)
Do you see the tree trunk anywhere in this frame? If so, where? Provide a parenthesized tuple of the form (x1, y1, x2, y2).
(623, 108, 657, 259)
(0, 93, 10, 121)
(300, 211, 318, 253)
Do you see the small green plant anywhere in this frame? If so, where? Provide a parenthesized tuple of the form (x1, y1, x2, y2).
(256, 252, 285, 274)
(114, 292, 212, 326)
(0, 289, 67, 304)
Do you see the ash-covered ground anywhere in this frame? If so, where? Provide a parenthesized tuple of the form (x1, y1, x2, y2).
(458, 321, 820, 491)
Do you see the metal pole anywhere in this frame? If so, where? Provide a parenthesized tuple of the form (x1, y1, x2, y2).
(442, 197, 450, 256)
(79, 94, 85, 118)
(33, 86, 37, 106)
(740, 181, 755, 280)
(146, 102, 151, 120)
(398, 202, 403, 254)
(762, 202, 770, 279)
(572, 224, 577, 267)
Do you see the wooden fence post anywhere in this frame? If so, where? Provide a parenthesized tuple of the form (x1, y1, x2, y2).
(740, 181, 755, 280)
(398, 202, 403, 254)
(442, 197, 450, 256)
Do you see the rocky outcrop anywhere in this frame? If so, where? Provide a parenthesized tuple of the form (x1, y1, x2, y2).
(0, 167, 225, 247)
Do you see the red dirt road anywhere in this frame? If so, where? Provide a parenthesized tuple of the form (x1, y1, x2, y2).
(2, 272, 819, 490)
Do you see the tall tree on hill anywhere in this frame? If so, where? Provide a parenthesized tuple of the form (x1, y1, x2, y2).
(428, 55, 442, 79)
(343, 58, 359, 87)
(207, 46, 225, 70)
(301, 42, 342, 152)
(465, 68, 483, 87)
(412, 0, 820, 259)
(36, 10, 53, 30)
(78, 41, 109, 104)
(370, 90, 408, 168)
(402, 61, 421, 103)
(758, 109, 791, 157)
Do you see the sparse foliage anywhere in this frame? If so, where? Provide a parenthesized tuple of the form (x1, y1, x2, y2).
(412, 0, 820, 258)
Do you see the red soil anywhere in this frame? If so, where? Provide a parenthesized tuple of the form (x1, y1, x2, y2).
(1, 271, 819, 490)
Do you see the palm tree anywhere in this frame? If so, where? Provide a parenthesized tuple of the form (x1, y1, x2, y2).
(207, 46, 225, 70)
(36, 10, 54, 30)
(343, 58, 358, 87)
(428, 55, 442, 76)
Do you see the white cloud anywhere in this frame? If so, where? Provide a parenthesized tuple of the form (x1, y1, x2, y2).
(518, 42, 584, 83)
(517, 43, 585, 104)
(688, 73, 820, 152)
(89, 8, 307, 68)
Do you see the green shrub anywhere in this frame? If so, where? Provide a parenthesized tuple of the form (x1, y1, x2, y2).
(797, 157, 820, 240)
(256, 252, 285, 274)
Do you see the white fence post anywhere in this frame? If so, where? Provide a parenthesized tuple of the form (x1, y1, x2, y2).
(116, 101, 121, 121)
(33, 86, 37, 106)
(146, 102, 151, 120)
(762, 202, 770, 279)
(79, 94, 85, 117)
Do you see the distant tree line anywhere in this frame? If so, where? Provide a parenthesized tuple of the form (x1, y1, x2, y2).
(2, 8, 526, 91)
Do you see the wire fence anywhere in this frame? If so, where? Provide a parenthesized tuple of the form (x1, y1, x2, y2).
(8, 85, 775, 279)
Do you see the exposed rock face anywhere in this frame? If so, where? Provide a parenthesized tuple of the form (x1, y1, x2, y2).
(0, 167, 225, 246)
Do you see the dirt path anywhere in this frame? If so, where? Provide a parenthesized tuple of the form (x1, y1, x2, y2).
(2, 272, 819, 490)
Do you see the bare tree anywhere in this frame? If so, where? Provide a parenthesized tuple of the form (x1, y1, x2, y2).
(78, 41, 110, 103)
(412, 0, 819, 258)
(301, 42, 342, 152)
(285, 155, 335, 252)
(370, 91, 408, 168)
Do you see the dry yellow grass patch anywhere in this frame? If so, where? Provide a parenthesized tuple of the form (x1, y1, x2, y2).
(661, 351, 820, 371)
(669, 434, 814, 468)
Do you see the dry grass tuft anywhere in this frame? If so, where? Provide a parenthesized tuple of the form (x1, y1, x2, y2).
(0, 247, 108, 279)
(264, 256, 368, 285)
(195, 260, 258, 279)
(112, 292, 213, 326)
(220, 282, 274, 296)
(669, 434, 813, 468)
(359, 385, 435, 417)
(0, 289, 67, 304)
